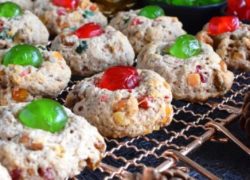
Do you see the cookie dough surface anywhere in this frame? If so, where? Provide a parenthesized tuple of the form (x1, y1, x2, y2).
(0, 103, 106, 180)
(0, 164, 11, 180)
(137, 41, 234, 102)
(65, 69, 173, 138)
(34, 0, 107, 36)
(110, 9, 185, 54)
(0, 48, 71, 105)
(0, 0, 33, 10)
(51, 25, 135, 76)
(197, 23, 250, 71)
(0, 10, 49, 51)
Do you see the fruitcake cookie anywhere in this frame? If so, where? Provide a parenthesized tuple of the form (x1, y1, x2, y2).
(0, 44, 71, 105)
(51, 23, 135, 76)
(110, 5, 185, 54)
(65, 66, 174, 138)
(0, 99, 106, 179)
(137, 34, 234, 102)
(0, 2, 49, 50)
(240, 91, 250, 136)
(197, 16, 250, 71)
(0, 0, 33, 10)
(33, 0, 107, 36)
(0, 164, 11, 180)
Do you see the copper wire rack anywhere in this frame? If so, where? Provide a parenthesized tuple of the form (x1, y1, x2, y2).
(56, 71, 250, 180)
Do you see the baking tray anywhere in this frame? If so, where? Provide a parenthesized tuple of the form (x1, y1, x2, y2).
(55, 71, 250, 179)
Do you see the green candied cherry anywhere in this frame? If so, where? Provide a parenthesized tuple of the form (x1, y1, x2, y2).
(138, 5, 165, 19)
(0, 2, 22, 18)
(18, 98, 68, 133)
(168, 34, 202, 59)
(2, 44, 43, 68)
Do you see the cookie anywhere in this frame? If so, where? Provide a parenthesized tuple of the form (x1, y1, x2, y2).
(33, 0, 107, 36)
(0, 0, 33, 10)
(0, 4, 49, 50)
(0, 45, 71, 105)
(0, 164, 11, 180)
(65, 66, 173, 138)
(110, 8, 185, 54)
(137, 40, 234, 102)
(51, 23, 135, 76)
(0, 101, 106, 179)
(197, 21, 250, 71)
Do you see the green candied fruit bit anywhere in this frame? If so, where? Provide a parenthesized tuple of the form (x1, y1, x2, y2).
(168, 34, 202, 59)
(0, 2, 22, 18)
(138, 5, 165, 19)
(18, 98, 68, 133)
(75, 40, 88, 54)
(2, 44, 43, 68)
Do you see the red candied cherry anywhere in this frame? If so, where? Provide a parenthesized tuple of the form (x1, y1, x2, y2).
(74, 23, 104, 39)
(52, 0, 79, 10)
(238, 6, 250, 20)
(208, 16, 239, 36)
(247, 0, 250, 8)
(97, 66, 140, 91)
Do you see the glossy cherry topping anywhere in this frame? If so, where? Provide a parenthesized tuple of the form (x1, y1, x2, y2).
(226, 0, 250, 21)
(52, 0, 79, 10)
(74, 23, 104, 39)
(97, 66, 140, 91)
(227, 0, 245, 12)
(208, 16, 240, 35)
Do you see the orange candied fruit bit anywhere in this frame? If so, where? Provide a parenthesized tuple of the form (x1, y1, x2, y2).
(90, 4, 97, 11)
(187, 73, 201, 87)
(12, 88, 29, 102)
(52, 51, 64, 60)
(161, 105, 173, 124)
(219, 60, 227, 72)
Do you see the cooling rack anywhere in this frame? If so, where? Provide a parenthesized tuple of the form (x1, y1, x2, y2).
(57, 71, 250, 180)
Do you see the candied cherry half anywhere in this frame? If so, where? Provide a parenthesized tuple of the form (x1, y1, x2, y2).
(74, 23, 104, 39)
(18, 98, 68, 133)
(52, 0, 79, 10)
(97, 66, 140, 91)
(0, 2, 22, 18)
(208, 16, 240, 36)
(138, 5, 165, 19)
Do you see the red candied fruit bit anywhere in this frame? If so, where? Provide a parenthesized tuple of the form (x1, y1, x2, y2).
(97, 66, 140, 91)
(52, 0, 79, 10)
(195, 65, 208, 83)
(38, 167, 54, 180)
(131, 18, 143, 25)
(208, 16, 239, 36)
(11, 169, 22, 180)
(74, 23, 104, 39)
(138, 96, 153, 109)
